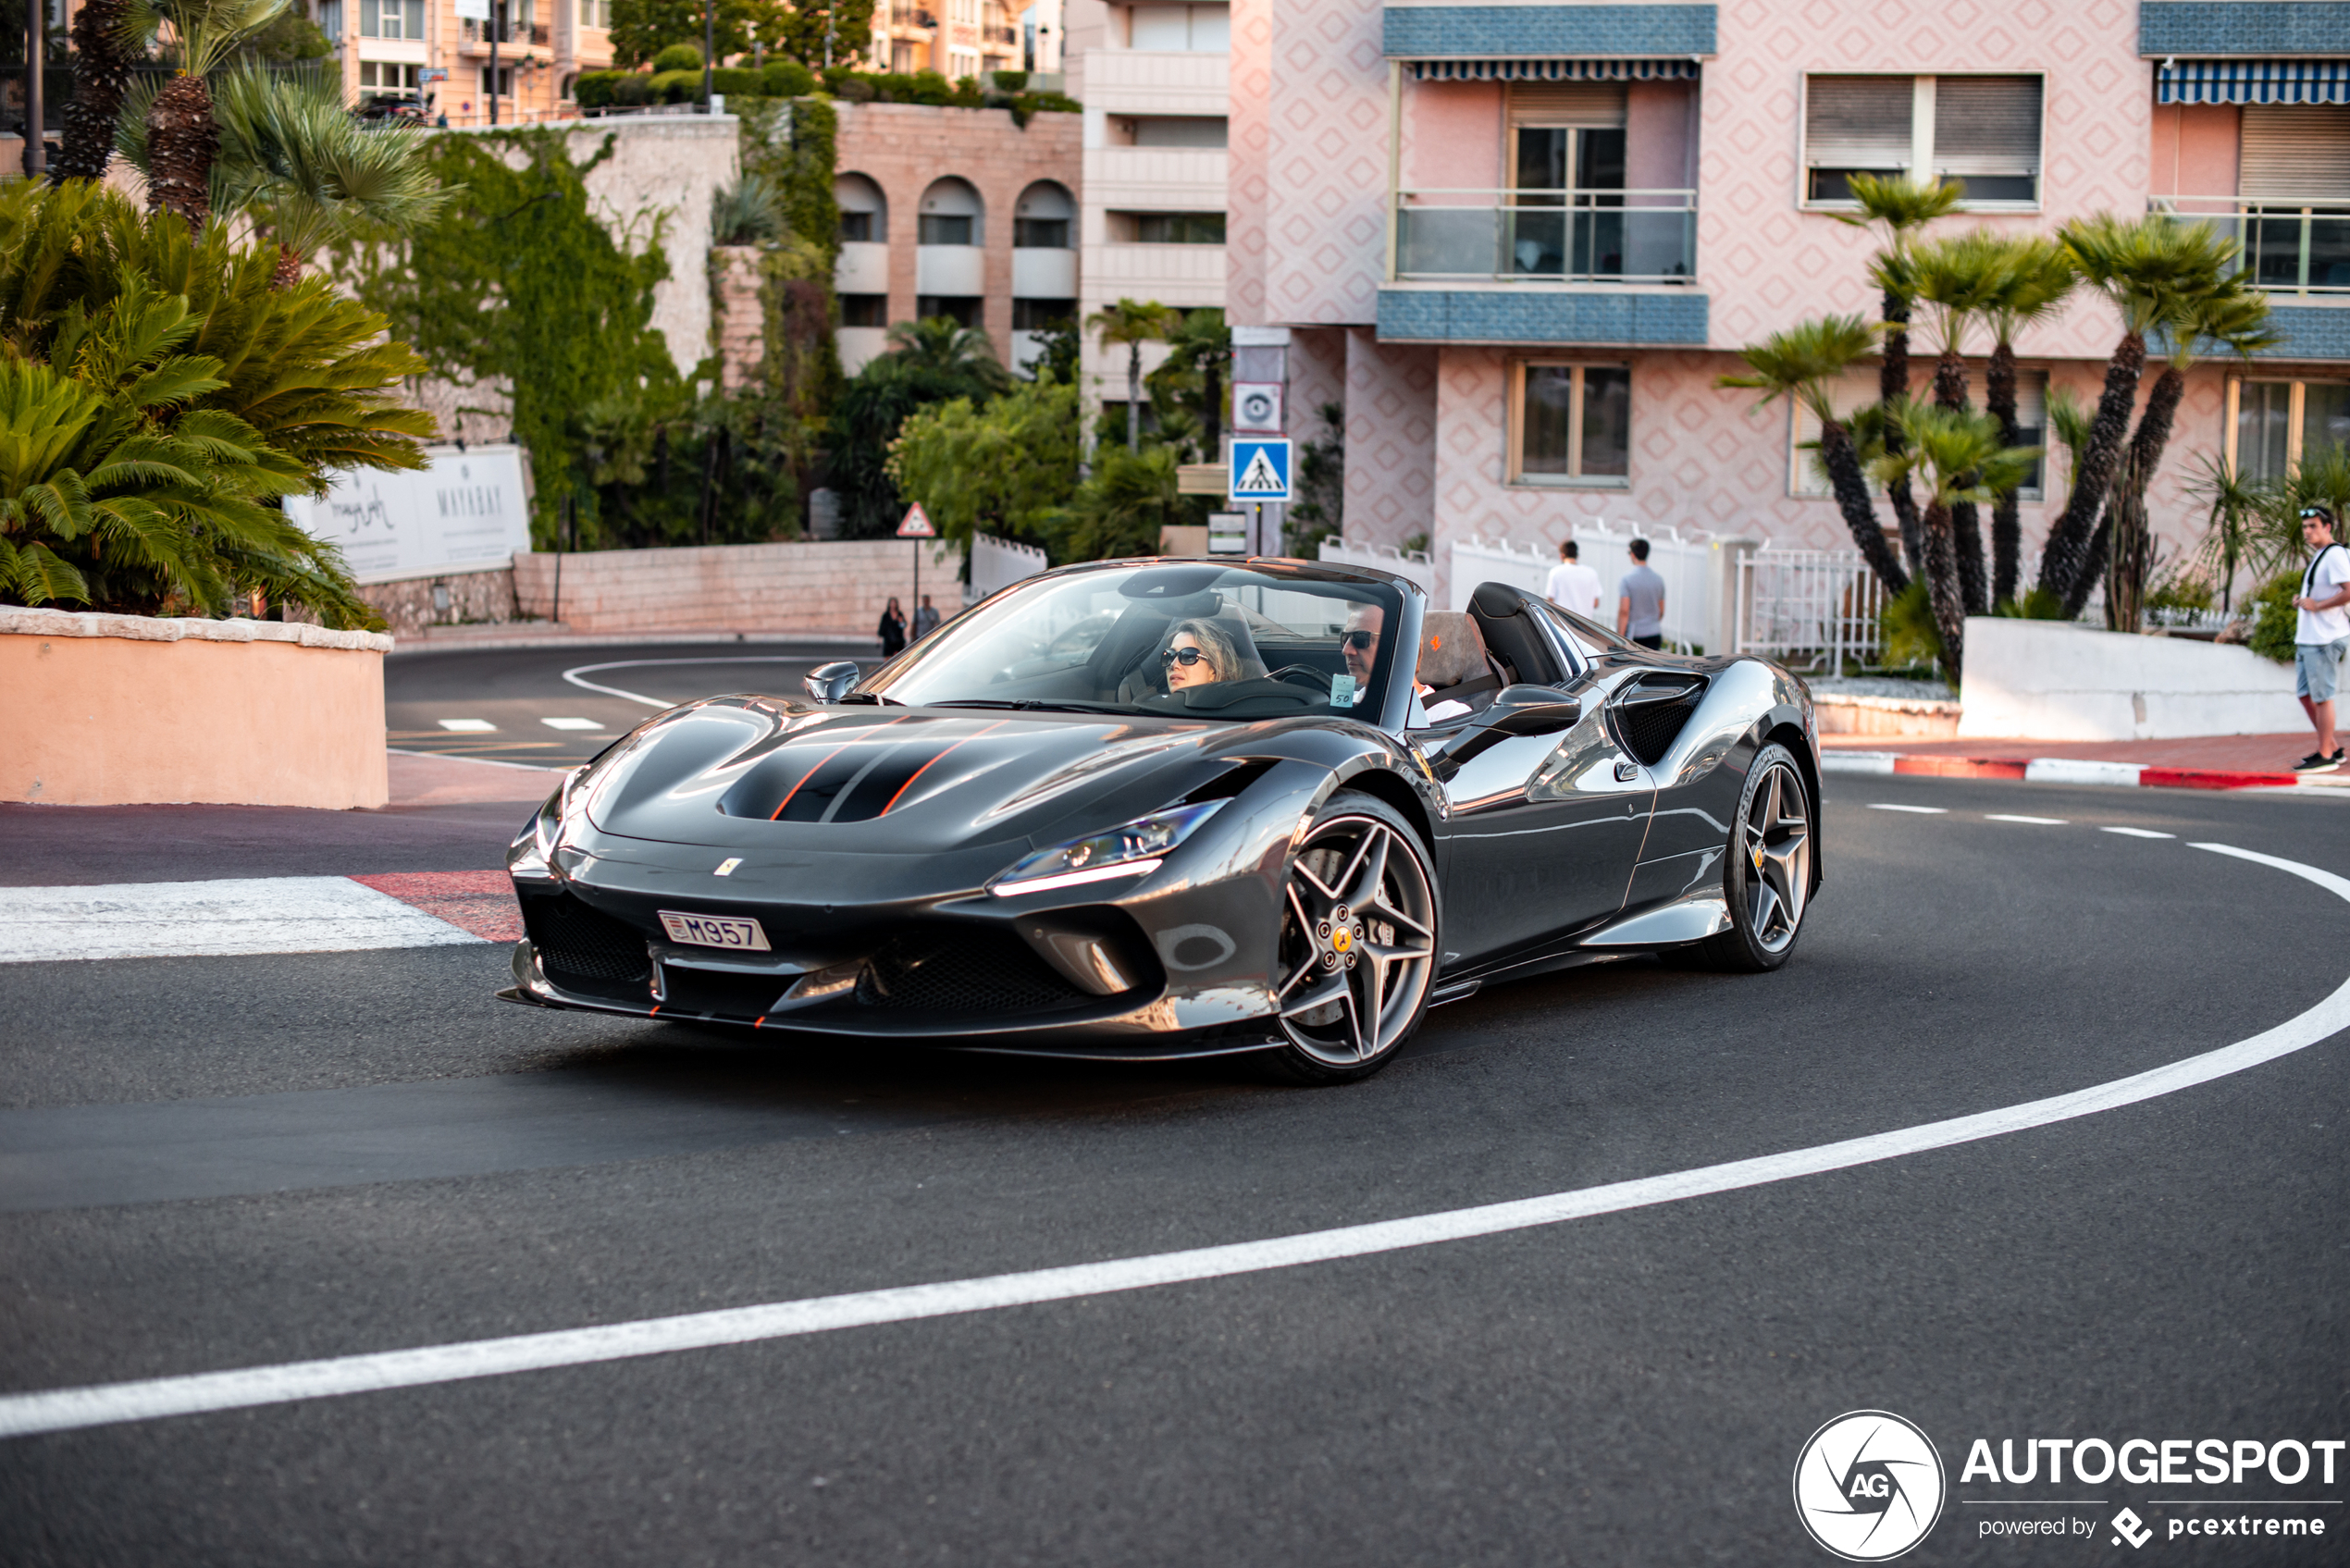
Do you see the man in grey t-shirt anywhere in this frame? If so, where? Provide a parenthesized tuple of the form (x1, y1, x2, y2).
(1616, 538, 1667, 649)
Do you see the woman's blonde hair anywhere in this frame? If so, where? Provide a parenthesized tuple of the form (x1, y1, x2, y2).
(1168, 618, 1243, 685)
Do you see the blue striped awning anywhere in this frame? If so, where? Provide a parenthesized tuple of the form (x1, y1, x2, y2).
(2157, 58, 2350, 105)
(1409, 57, 1700, 82)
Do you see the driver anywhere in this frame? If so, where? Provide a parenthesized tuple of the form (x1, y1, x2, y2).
(1162, 619, 1241, 693)
(1342, 603, 1384, 690)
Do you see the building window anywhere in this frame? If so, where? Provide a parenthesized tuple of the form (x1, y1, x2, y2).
(1012, 297, 1075, 328)
(1802, 74, 2042, 208)
(1108, 115, 1228, 148)
(315, 0, 342, 37)
(839, 294, 888, 327)
(359, 62, 424, 97)
(1126, 4, 1228, 51)
(1511, 362, 1630, 486)
(1013, 216, 1069, 248)
(577, 0, 608, 28)
(917, 213, 974, 245)
(2233, 378, 2350, 482)
(915, 295, 983, 327)
(1111, 211, 1224, 243)
(359, 0, 424, 36)
(480, 65, 513, 97)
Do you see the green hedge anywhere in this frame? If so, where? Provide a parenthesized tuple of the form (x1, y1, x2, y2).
(651, 42, 702, 72)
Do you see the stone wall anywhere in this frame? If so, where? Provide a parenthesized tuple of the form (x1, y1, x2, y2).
(711, 245, 768, 391)
(357, 567, 525, 642)
(512, 539, 965, 638)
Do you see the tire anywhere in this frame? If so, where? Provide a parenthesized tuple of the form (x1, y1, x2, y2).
(1262, 790, 1441, 1085)
(1687, 741, 1815, 973)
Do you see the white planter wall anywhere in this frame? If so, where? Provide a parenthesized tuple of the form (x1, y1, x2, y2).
(1959, 618, 2307, 740)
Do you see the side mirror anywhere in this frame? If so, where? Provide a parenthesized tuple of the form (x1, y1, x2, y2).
(803, 661, 860, 704)
(1430, 686, 1581, 781)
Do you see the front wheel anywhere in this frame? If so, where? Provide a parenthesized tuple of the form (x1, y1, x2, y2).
(1264, 792, 1441, 1084)
(1688, 741, 1814, 973)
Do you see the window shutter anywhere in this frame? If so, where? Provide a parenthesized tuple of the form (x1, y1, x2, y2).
(1805, 76, 1912, 169)
(2241, 106, 2350, 201)
(1932, 76, 2041, 176)
(1509, 82, 1626, 128)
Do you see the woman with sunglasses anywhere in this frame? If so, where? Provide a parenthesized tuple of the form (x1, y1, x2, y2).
(1161, 618, 1243, 693)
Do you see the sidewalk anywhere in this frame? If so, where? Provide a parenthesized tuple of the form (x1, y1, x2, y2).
(385, 623, 877, 657)
(389, 749, 565, 808)
(1818, 732, 2349, 791)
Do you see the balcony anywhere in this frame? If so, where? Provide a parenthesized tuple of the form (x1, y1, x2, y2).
(2151, 195, 2350, 297)
(1393, 188, 1697, 284)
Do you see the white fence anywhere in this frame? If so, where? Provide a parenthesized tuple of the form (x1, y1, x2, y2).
(1318, 537, 1437, 597)
(1451, 523, 1749, 653)
(968, 533, 1048, 604)
(1733, 549, 1886, 673)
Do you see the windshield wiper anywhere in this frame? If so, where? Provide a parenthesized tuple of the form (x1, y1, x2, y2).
(927, 698, 1131, 713)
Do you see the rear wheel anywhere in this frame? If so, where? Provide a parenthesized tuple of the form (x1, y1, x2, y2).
(1688, 742, 1813, 973)
(1265, 792, 1440, 1084)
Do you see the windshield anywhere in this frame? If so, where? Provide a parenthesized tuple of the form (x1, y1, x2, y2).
(858, 562, 1407, 722)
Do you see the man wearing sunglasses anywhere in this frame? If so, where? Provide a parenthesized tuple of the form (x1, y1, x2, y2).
(2293, 504, 2350, 774)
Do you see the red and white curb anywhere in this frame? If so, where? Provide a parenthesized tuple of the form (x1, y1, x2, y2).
(1820, 751, 2340, 791)
(0, 872, 518, 965)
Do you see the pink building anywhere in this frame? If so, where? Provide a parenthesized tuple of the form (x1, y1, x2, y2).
(1230, 0, 2350, 605)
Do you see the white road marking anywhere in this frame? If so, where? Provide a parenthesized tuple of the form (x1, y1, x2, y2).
(437, 719, 497, 732)
(0, 879, 484, 964)
(1868, 803, 1948, 814)
(1985, 814, 2067, 825)
(563, 657, 812, 710)
(1821, 752, 1897, 775)
(540, 718, 605, 731)
(0, 843, 2340, 1442)
(2102, 826, 2175, 839)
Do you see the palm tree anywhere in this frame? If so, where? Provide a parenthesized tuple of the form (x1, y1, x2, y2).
(884, 315, 1011, 392)
(1839, 174, 1963, 575)
(53, 0, 139, 182)
(1977, 237, 2076, 605)
(2036, 214, 2240, 604)
(1719, 315, 1907, 593)
(1086, 297, 1180, 451)
(1871, 403, 2040, 680)
(121, 63, 449, 285)
(125, 0, 292, 230)
(1144, 306, 1230, 452)
(1908, 229, 2013, 615)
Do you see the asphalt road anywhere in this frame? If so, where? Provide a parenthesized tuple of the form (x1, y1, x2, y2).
(2, 772, 2346, 1566)
(385, 642, 863, 767)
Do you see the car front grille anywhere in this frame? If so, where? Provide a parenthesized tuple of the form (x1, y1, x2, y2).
(856, 929, 1096, 1016)
(521, 890, 651, 1002)
(658, 964, 791, 1019)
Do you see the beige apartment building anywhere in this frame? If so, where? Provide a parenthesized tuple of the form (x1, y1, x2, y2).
(1064, 0, 1228, 432)
(313, 0, 617, 124)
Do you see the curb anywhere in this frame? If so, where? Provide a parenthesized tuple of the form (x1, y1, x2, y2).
(1820, 751, 2325, 791)
(385, 631, 877, 659)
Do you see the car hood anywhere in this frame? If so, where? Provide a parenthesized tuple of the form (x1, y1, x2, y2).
(580, 698, 1251, 860)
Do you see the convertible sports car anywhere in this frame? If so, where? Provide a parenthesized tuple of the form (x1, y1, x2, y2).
(502, 557, 1821, 1082)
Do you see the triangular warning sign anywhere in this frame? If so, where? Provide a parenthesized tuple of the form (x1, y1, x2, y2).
(896, 502, 936, 538)
(1232, 449, 1285, 496)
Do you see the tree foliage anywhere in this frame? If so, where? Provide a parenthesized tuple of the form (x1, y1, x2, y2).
(826, 318, 1010, 537)
(887, 371, 1080, 551)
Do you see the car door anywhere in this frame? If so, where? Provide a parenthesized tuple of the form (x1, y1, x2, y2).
(1420, 599, 1654, 970)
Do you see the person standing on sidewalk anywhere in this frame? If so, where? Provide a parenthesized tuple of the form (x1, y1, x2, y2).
(2293, 504, 2350, 773)
(878, 597, 907, 658)
(913, 594, 941, 640)
(1617, 538, 1667, 650)
(1546, 539, 1602, 619)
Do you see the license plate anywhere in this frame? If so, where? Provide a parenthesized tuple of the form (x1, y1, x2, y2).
(656, 910, 771, 951)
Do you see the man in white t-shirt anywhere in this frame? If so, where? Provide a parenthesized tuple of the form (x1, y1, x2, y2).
(2293, 504, 2350, 773)
(1544, 539, 1602, 619)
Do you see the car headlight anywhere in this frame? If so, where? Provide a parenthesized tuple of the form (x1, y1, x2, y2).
(510, 767, 587, 879)
(988, 801, 1226, 896)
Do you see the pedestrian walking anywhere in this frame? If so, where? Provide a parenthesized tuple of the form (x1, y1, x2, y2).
(913, 594, 941, 640)
(878, 597, 907, 658)
(1545, 538, 1603, 619)
(1616, 538, 1667, 650)
(2292, 504, 2350, 773)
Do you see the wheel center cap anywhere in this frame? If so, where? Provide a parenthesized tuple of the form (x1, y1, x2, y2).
(1331, 928, 1352, 954)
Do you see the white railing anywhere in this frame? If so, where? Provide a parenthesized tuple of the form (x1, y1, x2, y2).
(1318, 537, 1436, 597)
(968, 532, 1047, 604)
(1733, 549, 1885, 673)
(1452, 522, 1741, 652)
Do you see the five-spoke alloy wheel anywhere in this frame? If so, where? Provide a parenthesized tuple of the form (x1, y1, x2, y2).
(1689, 741, 1814, 972)
(1269, 792, 1440, 1083)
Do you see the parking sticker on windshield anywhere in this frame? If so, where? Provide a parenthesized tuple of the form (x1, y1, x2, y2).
(1330, 673, 1357, 709)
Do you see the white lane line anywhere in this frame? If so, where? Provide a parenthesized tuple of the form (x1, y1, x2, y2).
(437, 719, 497, 733)
(1985, 814, 2068, 825)
(0, 841, 2342, 1442)
(1822, 752, 1897, 775)
(540, 717, 605, 731)
(0, 879, 484, 965)
(2102, 826, 2176, 840)
(563, 657, 813, 710)
(1868, 803, 1948, 814)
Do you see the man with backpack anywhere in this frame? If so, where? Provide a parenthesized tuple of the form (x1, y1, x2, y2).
(2293, 504, 2350, 774)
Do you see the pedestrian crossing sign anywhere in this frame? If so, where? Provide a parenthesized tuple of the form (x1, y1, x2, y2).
(1227, 438, 1292, 503)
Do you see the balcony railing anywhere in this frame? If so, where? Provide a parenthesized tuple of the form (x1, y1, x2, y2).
(2149, 195, 2350, 296)
(1393, 188, 1697, 285)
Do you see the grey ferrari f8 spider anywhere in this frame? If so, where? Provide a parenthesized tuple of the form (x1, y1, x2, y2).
(502, 557, 1821, 1082)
